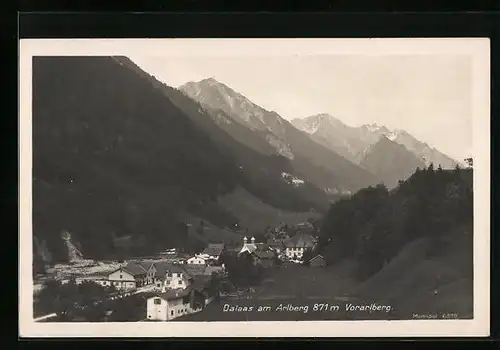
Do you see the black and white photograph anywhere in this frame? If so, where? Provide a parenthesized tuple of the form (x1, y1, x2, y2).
(19, 38, 490, 337)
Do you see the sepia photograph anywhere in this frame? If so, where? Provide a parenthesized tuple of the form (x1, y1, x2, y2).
(19, 38, 490, 337)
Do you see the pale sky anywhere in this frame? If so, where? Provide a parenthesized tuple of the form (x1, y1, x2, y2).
(130, 54, 472, 161)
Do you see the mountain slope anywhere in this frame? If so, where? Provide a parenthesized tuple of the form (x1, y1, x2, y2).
(180, 79, 379, 193)
(33, 56, 243, 262)
(388, 129, 458, 169)
(360, 136, 427, 188)
(292, 114, 458, 168)
(116, 57, 332, 211)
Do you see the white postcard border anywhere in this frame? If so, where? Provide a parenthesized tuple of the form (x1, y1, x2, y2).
(19, 38, 490, 338)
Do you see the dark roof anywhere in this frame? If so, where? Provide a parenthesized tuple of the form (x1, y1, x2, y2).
(202, 246, 224, 257)
(85, 270, 114, 278)
(154, 288, 192, 301)
(122, 262, 148, 276)
(136, 260, 154, 271)
(252, 250, 275, 259)
(284, 233, 316, 248)
(153, 262, 192, 279)
(255, 243, 271, 251)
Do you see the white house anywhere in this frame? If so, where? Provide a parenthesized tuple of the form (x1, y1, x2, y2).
(107, 261, 152, 290)
(147, 276, 212, 321)
(146, 288, 195, 321)
(201, 243, 225, 261)
(138, 261, 156, 285)
(151, 262, 194, 292)
(107, 268, 140, 290)
(239, 236, 257, 254)
(186, 255, 207, 265)
(284, 233, 316, 260)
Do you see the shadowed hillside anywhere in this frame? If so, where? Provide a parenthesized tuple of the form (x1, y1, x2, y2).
(33, 56, 241, 262)
(32, 56, 329, 263)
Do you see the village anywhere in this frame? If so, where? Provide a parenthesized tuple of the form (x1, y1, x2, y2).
(33, 221, 328, 322)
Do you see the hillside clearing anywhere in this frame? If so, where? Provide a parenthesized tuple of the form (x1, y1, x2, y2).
(218, 186, 320, 232)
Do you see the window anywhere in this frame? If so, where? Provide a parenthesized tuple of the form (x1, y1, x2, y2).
(120, 274, 123, 279)
(178, 280, 182, 285)
(167, 273, 172, 277)
(171, 310, 174, 316)
(154, 298, 162, 305)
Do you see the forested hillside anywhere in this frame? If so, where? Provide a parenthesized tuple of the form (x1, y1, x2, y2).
(317, 165, 473, 316)
(32, 56, 329, 263)
(32, 56, 241, 262)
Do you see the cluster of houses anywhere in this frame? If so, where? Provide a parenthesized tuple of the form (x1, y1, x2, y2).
(69, 243, 226, 321)
(232, 226, 326, 269)
(69, 224, 326, 322)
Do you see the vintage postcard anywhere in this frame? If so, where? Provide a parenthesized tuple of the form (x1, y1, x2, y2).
(19, 38, 490, 337)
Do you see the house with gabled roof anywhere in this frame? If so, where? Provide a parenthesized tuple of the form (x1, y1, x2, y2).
(238, 237, 273, 255)
(151, 262, 194, 292)
(146, 273, 214, 321)
(135, 260, 156, 285)
(146, 288, 195, 321)
(108, 262, 148, 290)
(201, 243, 225, 260)
(186, 255, 207, 265)
(284, 232, 317, 261)
(235, 236, 277, 267)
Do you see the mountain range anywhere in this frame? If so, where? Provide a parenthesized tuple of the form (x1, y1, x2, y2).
(32, 55, 461, 262)
(291, 113, 458, 169)
(180, 78, 379, 195)
(180, 78, 458, 192)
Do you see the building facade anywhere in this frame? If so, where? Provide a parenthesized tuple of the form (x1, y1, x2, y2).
(107, 268, 140, 290)
(186, 255, 207, 265)
(146, 281, 210, 321)
(146, 289, 194, 321)
(284, 233, 317, 260)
